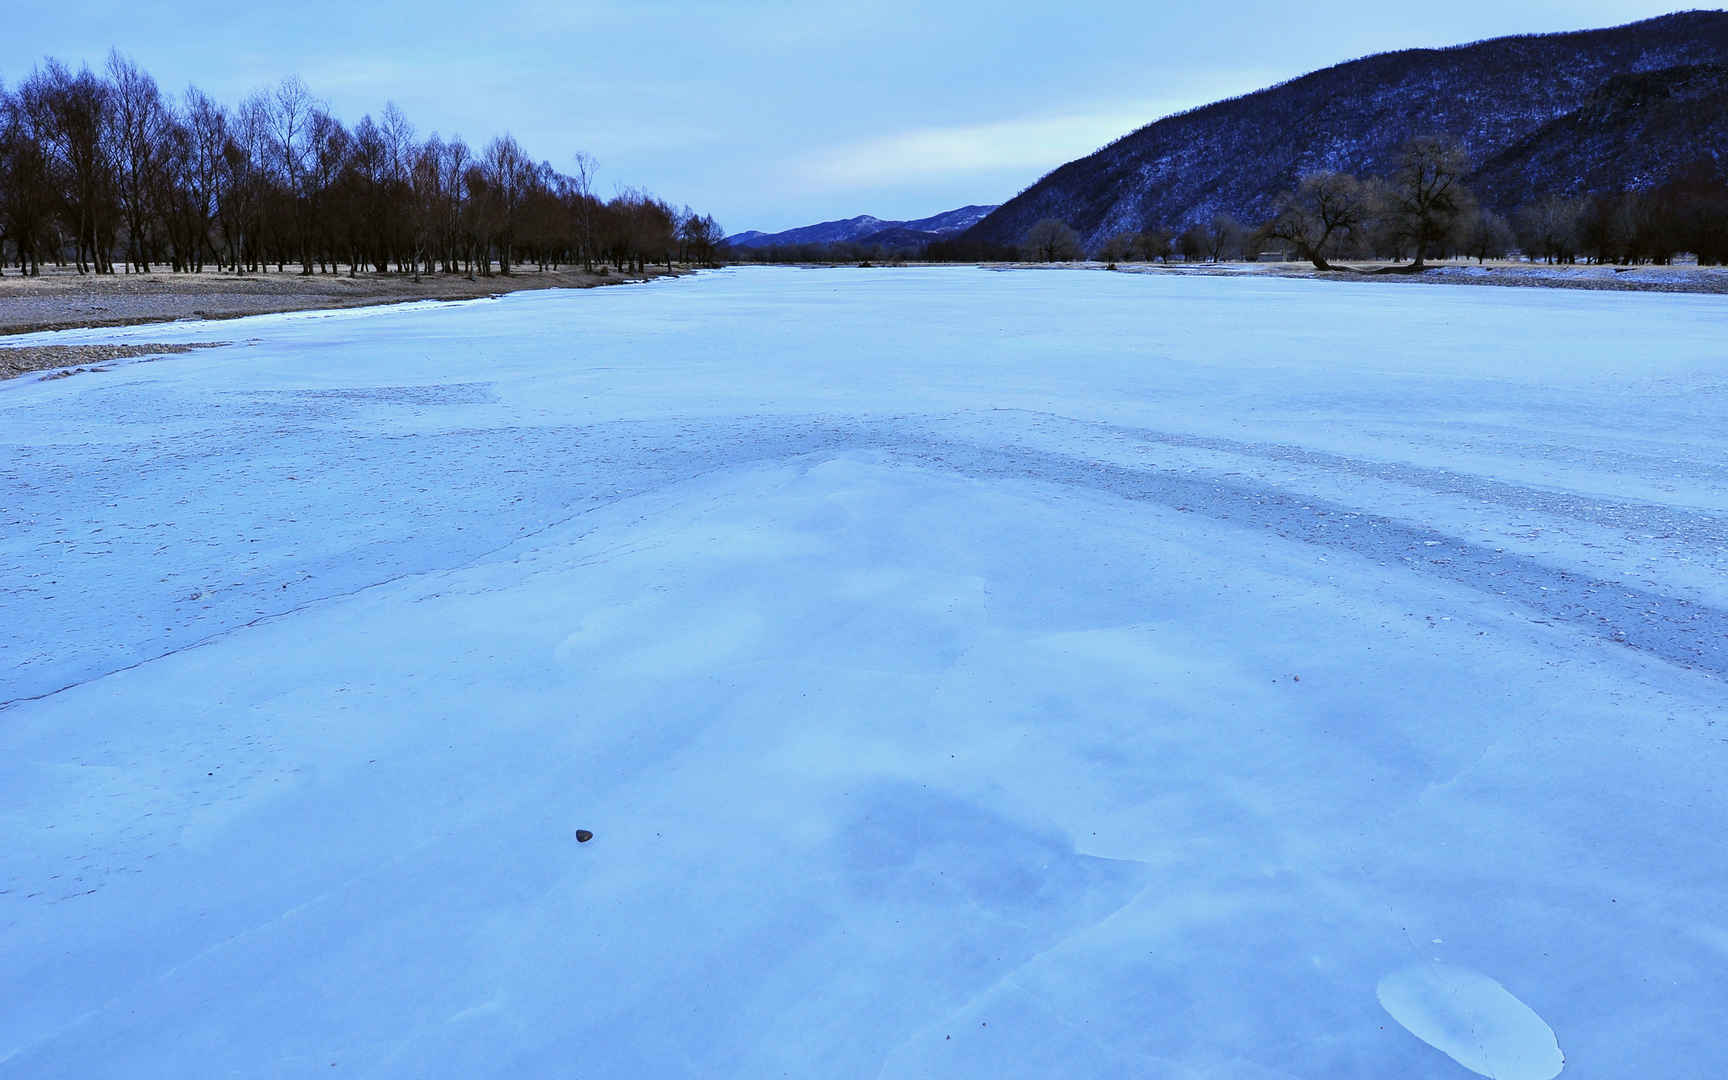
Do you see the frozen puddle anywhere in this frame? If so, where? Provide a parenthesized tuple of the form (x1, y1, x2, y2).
(1378, 964, 1564, 1080)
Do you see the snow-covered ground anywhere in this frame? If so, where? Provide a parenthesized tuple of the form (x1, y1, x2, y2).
(2, 266, 1724, 1079)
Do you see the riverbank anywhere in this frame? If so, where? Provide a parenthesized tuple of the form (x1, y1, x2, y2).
(0, 265, 688, 337)
(1013, 258, 1728, 295)
(0, 265, 690, 380)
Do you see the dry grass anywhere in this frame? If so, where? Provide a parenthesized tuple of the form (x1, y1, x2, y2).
(0, 264, 688, 337)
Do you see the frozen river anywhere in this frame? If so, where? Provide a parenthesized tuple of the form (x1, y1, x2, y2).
(3, 266, 1725, 1078)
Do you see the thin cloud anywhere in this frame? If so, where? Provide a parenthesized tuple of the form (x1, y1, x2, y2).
(790, 103, 1192, 190)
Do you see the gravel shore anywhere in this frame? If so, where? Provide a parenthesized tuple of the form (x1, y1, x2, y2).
(0, 342, 228, 381)
(0, 265, 683, 336)
(0, 266, 687, 380)
(1100, 259, 1728, 293)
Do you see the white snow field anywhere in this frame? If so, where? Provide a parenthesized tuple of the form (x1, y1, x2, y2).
(2, 266, 1725, 1079)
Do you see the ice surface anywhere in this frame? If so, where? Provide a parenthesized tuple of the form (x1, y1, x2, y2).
(2, 267, 1725, 1077)
(1378, 964, 1563, 1080)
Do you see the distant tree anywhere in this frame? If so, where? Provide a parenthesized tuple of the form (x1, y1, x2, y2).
(570, 150, 598, 271)
(27, 59, 117, 273)
(1265, 171, 1376, 270)
(1513, 196, 1582, 264)
(438, 136, 472, 273)
(0, 78, 55, 274)
(178, 86, 229, 271)
(380, 102, 416, 271)
(1022, 218, 1082, 262)
(1177, 223, 1208, 262)
(1651, 160, 1728, 266)
(1207, 214, 1247, 261)
(482, 133, 529, 272)
(1390, 136, 1472, 268)
(1096, 231, 1135, 263)
(0, 51, 714, 280)
(105, 50, 168, 273)
(1133, 226, 1172, 263)
(1577, 191, 1649, 265)
(678, 209, 724, 266)
(1461, 209, 1515, 263)
(268, 75, 317, 272)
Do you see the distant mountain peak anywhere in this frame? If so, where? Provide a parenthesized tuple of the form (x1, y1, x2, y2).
(725, 205, 999, 250)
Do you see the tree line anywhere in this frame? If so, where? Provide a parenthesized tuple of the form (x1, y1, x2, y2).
(929, 137, 1728, 269)
(0, 50, 725, 278)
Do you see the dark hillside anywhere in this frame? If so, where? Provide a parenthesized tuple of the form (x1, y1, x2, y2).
(1473, 64, 1728, 205)
(961, 11, 1728, 250)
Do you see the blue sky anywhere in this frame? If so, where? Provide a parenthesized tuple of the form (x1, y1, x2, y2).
(2, 1, 1708, 233)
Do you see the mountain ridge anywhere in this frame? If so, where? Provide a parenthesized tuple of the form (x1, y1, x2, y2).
(726, 205, 998, 250)
(960, 10, 1728, 251)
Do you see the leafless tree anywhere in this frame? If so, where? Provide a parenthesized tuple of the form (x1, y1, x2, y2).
(1207, 214, 1246, 261)
(26, 60, 116, 272)
(1177, 223, 1209, 262)
(678, 207, 724, 266)
(105, 50, 169, 272)
(180, 87, 228, 270)
(0, 78, 55, 274)
(1023, 218, 1082, 262)
(1461, 209, 1515, 263)
(482, 134, 530, 273)
(570, 150, 597, 271)
(1390, 136, 1472, 269)
(1266, 171, 1377, 270)
(438, 136, 472, 274)
(218, 90, 273, 272)
(1096, 231, 1135, 263)
(0, 53, 718, 280)
(1134, 227, 1172, 262)
(269, 75, 319, 271)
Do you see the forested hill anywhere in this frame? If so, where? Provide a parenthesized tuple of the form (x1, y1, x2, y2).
(961, 11, 1728, 251)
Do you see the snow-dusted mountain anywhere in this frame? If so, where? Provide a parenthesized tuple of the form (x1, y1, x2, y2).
(962, 11, 1728, 250)
(726, 204, 997, 249)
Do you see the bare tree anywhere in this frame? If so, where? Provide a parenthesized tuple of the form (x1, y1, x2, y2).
(439, 136, 472, 274)
(678, 207, 724, 266)
(1461, 208, 1515, 263)
(1134, 227, 1172, 262)
(570, 150, 597, 271)
(217, 90, 272, 272)
(1023, 218, 1082, 262)
(0, 77, 55, 274)
(1096, 231, 1135, 263)
(1390, 136, 1472, 269)
(1207, 214, 1246, 261)
(380, 102, 416, 271)
(305, 107, 348, 273)
(1177, 223, 1209, 262)
(181, 87, 228, 270)
(482, 134, 529, 273)
(27, 60, 116, 272)
(1514, 196, 1582, 264)
(1266, 171, 1377, 270)
(407, 133, 445, 280)
(268, 75, 317, 272)
(0, 54, 718, 282)
(105, 50, 169, 272)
